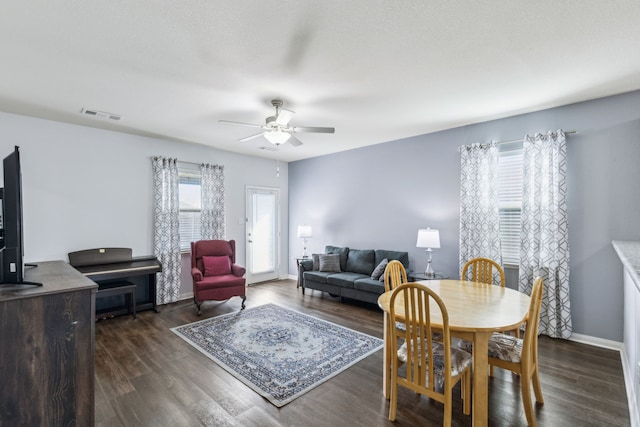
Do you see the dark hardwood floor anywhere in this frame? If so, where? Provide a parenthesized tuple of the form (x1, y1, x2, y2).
(95, 279, 630, 427)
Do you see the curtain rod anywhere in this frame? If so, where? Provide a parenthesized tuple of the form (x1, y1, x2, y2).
(458, 129, 577, 151)
(494, 129, 576, 146)
(150, 157, 222, 168)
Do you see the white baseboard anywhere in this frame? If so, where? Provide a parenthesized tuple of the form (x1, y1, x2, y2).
(568, 332, 623, 351)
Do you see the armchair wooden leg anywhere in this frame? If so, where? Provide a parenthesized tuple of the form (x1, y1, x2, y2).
(241, 296, 246, 309)
(195, 301, 202, 316)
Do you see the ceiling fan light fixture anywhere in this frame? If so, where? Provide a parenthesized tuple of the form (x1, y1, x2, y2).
(264, 130, 291, 145)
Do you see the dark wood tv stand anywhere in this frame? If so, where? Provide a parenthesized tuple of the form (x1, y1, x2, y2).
(0, 261, 97, 426)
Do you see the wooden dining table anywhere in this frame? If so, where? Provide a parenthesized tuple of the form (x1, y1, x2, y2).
(377, 279, 531, 427)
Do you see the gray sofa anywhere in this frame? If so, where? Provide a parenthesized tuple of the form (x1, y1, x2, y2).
(299, 245, 410, 304)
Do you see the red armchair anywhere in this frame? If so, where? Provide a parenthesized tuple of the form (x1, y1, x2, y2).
(191, 239, 246, 315)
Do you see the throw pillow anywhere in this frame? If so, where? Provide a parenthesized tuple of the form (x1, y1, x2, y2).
(319, 253, 341, 272)
(312, 253, 320, 271)
(371, 258, 389, 280)
(203, 255, 231, 276)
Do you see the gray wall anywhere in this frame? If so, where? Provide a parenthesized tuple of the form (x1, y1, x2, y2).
(289, 90, 640, 342)
(0, 111, 289, 298)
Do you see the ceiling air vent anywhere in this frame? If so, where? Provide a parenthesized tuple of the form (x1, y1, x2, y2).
(80, 108, 121, 121)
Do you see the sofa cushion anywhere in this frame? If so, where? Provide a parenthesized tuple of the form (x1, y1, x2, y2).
(325, 246, 349, 271)
(371, 258, 388, 280)
(327, 272, 367, 289)
(203, 255, 231, 276)
(354, 277, 386, 294)
(303, 271, 334, 284)
(346, 249, 375, 275)
(311, 253, 320, 271)
(375, 249, 410, 270)
(319, 254, 341, 272)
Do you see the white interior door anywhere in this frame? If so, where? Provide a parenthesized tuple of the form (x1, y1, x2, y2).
(246, 187, 280, 284)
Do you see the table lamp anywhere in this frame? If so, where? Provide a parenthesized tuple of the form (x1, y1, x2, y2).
(297, 225, 312, 258)
(416, 228, 440, 278)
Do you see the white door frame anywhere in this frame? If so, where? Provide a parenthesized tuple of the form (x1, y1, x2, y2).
(245, 186, 280, 284)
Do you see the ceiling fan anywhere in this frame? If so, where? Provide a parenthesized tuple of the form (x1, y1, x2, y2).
(219, 99, 335, 147)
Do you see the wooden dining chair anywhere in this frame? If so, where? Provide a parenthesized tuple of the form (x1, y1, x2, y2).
(488, 276, 544, 426)
(461, 257, 519, 350)
(461, 257, 505, 286)
(383, 260, 410, 343)
(459, 276, 544, 426)
(383, 259, 408, 292)
(388, 282, 471, 426)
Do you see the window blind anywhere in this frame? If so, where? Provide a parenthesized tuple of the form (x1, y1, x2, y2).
(497, 149, 522, 265)
(178, 170, 202, 252)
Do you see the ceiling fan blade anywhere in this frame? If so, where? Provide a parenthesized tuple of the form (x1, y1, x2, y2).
(276, 109, 295, 126)
(288, 135, 303, 147)
(293, 126, 335, 134)
(238, 132, 265, 142)
(219, 120, 264, 129)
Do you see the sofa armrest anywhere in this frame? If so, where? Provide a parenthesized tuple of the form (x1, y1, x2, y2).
(232, 263, 246, 277)
(191, 267, 203, 282)
(299, 259, 313, 272)
(299, 259, 313, 282)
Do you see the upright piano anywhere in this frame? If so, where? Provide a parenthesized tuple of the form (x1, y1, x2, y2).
(69, 247, 162, 319)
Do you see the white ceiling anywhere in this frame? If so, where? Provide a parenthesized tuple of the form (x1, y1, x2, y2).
(1, 1, 639, 162)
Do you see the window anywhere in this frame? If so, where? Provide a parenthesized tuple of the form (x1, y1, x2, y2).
(178, 168, 201, 252)
(497, 146, 523, 265)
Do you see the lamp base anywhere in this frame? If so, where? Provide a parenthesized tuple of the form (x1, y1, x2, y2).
(424, 249, 435, 278)
(424, 262, 435, 278)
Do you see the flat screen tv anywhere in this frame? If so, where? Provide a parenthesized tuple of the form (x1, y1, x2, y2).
(0, 146, 40, 286)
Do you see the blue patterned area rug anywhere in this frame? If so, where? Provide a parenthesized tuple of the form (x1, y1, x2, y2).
(171, 303, 383, 407)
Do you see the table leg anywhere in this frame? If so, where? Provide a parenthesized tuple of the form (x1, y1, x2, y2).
(382, 311, 390, 399)
(472, 331, 490, 427)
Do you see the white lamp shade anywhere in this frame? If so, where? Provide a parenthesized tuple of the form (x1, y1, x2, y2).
(297, 225, 313, 238)
(416, 228, 440, 248)
(264, 130, 291, 145)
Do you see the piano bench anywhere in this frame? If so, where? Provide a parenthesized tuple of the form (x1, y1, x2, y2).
(96, 282, 137, 320)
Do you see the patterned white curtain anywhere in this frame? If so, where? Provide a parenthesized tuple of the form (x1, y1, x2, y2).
(518, 130, 571, 339)
(152, 157, 181, 305)
(200, 163, 225, 240)
(459, 142, 502, 280)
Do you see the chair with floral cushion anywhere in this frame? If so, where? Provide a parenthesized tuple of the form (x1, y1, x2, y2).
(489, 276, 544, 426)
(388, 282, 471, 426)
(459, 276, 544, 426)
(190, 239, 246, 315)
(462, 256, 519, 349)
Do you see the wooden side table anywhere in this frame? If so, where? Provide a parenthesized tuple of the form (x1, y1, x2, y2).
(295, 257, 309, 288)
